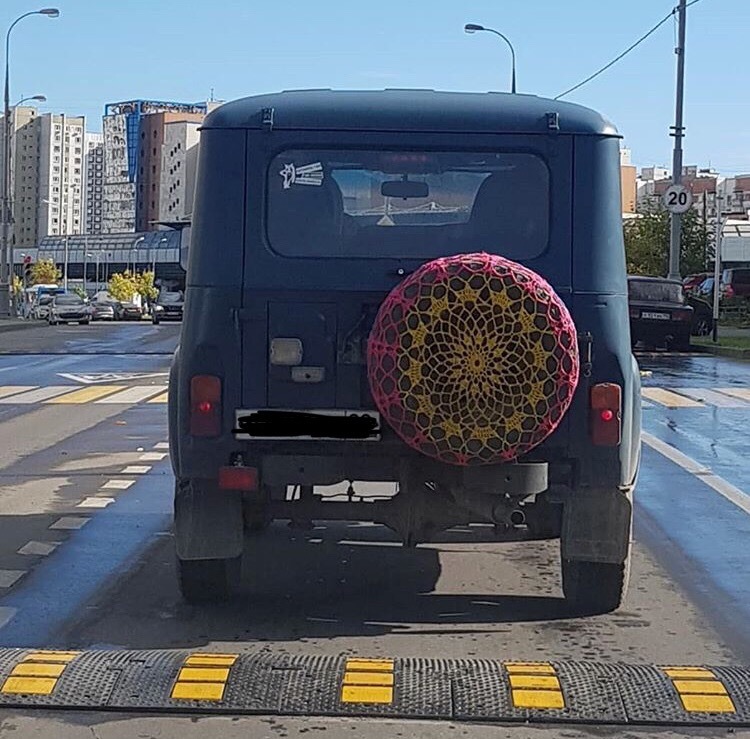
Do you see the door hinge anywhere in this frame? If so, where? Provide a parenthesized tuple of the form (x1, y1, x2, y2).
(577, 331, 593, 378)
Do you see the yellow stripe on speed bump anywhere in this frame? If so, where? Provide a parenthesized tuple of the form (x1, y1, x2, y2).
(505, 662, 565, 710)
(341, 657, 395, 705)
(641, 388, 703, 408)
(662, 666, 736, 714)
(170, 653, 238, 702)
(45, 385, 127, 404)
(147, 391, 168, 404)
(1, 650, 80, 696)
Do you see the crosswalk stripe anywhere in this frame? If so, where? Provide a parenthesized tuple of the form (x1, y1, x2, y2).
(0, 386, 76, 404)
(641, 388, 703, 408)
(714, 388, 750, 402)
(147, 391, 168, 404)
(95, 386, 166, 404)
(45, 385, 127, 404)
(675, 388, 750, 408)
(0, 386, 37, 399)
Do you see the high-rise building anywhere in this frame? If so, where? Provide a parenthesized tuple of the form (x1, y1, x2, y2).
(83, 132, 104, 234)
(37, 113, 86, 237)
(102, 100, 208, 233)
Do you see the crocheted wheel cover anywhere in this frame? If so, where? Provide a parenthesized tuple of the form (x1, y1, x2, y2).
(367, 252, 579, 466)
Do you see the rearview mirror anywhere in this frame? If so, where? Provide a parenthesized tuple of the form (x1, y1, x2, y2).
(381, 180, 429, 199)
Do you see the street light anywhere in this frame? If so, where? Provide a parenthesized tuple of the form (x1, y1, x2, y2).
(464, 23, 517, 94)
(131, 236, 145, 274)
(15, 94, 46, 107)
(1, 8, 60, 317)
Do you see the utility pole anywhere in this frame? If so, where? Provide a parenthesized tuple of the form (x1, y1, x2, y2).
(667, 0, 688, 281)
(712, 195, 724, 343)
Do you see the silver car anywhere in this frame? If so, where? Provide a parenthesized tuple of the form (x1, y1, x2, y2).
(48, 294, 90, 325)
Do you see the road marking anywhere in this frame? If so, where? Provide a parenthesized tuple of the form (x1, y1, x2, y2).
(58, 372, 169, 385)
(0, 386, 75, 404)
(1, 650, 80, 696)
(95, 385, 166, 404)
(77, 497, 115, 508)
(662, 667, 735, 714)
(154, 441, 169, 450)
(49, 516, 89, 530)
(101, 479, 135, 490)
(505, 662, 565, 710)
(139, 452, 167, 461)
(0, 386, 36, 399)
(642, 432, 750, 517)
(147, 391, 168, 403)
(45, 385, 127, 404)
(17, 541, 60, 557)
(715, 387, 750, 402)
(0, 570, 25, 588)
(121, 465, 151, 474)
(171, 653, 238, 701)
(673, 388, 750, 408)
(641, 388, 703, 408)
(341, 657, 395, 704)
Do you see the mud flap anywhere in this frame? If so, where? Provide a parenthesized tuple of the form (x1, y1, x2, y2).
(174, 478, 244, 560)
(561, 488, 632, 564)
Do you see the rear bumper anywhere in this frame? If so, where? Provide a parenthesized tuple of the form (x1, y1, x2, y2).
(630, 319, 690, 344)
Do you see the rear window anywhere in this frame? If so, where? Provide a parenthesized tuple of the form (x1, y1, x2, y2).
(628, 280, 684, 303)
(267, 149, 549, 260)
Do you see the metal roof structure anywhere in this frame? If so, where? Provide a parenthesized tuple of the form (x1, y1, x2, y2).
(203, 89, 618, 136)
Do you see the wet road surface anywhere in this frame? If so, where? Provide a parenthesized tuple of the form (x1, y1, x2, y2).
(0, 327, 749, 737)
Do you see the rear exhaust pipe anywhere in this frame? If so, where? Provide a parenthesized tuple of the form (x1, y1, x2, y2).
(509, 509, 525, 526)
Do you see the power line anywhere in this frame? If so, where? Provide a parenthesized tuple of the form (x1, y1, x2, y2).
(554, 0, 706, 100)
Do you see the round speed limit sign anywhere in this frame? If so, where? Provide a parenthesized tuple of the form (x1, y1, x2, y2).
(663, 184, 693, 214)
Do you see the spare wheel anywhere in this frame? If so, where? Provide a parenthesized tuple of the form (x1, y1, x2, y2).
(367, 252, 579, 466)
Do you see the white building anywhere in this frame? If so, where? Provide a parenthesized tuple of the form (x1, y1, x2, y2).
(101, 111, 135, 233)
(83, 132, 104, 234)
(37, 113, 85, 237)
(159, 120, 200, 222)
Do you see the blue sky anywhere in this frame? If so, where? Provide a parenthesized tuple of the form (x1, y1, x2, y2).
(4, 0, 748, 174)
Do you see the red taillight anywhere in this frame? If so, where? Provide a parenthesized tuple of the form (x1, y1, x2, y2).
(218, 465, 258, 491)
(590, 383, 621, 446)
(190, 374, 221, 437)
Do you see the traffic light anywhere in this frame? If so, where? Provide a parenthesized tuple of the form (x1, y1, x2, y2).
(23, 257, 33, 286)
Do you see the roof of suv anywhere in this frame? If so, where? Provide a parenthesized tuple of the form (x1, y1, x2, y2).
(202, 89, 618, 136)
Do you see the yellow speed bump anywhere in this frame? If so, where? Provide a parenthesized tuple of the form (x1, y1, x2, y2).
(505, 662, 565, 710)
(1, 650, 80, 696)
(171, 653, 238, 702)
(341, 657, 395, 705)
(662, 666, 736, 714)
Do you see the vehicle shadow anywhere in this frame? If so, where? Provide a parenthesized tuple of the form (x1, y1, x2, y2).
(60, 520, 576, 651)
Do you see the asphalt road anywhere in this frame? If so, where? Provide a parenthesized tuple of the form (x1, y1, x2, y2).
(0, 324, 749, 737)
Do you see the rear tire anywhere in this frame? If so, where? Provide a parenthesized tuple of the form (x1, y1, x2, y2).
(178, 556, 241, 603)
(561, 558, 629, 615)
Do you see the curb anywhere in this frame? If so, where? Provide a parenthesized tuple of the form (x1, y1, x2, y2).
(696, 344, 750, 360)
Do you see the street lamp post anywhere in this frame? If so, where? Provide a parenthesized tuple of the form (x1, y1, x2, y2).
(1, 8, 60, 317)
(464, 23, 517, 94)
(131, 236, 145, 274)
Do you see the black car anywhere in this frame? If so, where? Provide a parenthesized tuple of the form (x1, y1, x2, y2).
(628, 276, 693, 350)
(152, 291, 184, 324)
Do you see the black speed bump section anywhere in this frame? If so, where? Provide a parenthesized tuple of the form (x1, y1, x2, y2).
(0, 649, 749, 726)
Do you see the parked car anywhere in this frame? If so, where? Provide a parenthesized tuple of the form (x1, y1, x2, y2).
(685, 294, 712, 336)
(152, 290, 184, 324)
(169, 90, 641, 613)
(682, 272, 710, 294)
(628, 276, 693, 350)
(696, 277, 715, 298)
(33, 294, 55, 320)
(48, 294, 90, 325)
(90, 302, 115, 321)
(114, 301, 143, 321)
(721, 268, 750, 299)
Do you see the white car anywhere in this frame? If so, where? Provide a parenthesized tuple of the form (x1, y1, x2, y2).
(48, 294, 90, 325)
(33, 295, 54, 320)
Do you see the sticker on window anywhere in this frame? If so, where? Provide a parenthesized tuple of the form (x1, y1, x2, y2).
(279, 162, 324, 189)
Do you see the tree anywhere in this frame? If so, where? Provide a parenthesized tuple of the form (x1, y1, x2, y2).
(30, 258, 61, 286)
(107, 271, 138, 302)
(134, 270, 158, 302)
(624, 205, 713, 277)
